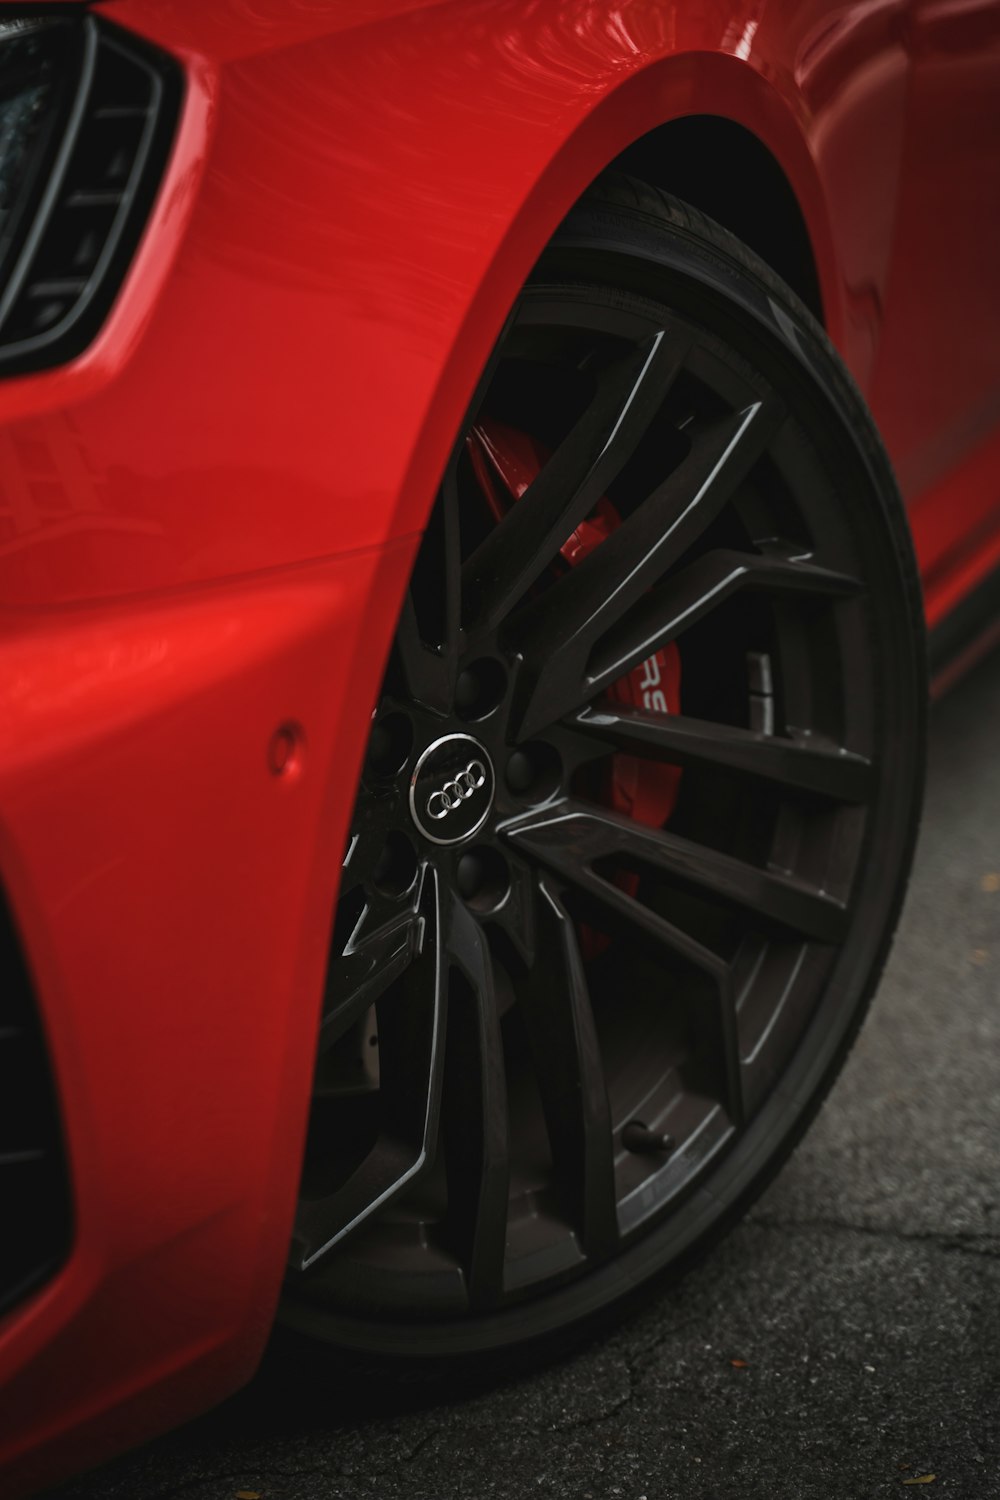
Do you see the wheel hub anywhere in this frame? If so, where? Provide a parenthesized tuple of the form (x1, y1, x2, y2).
(408, 733, 496, 845)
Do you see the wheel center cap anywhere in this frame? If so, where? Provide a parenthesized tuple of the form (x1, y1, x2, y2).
(409, 733, 495, 846)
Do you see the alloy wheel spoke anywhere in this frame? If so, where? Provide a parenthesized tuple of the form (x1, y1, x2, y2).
(440, 893, 510, 1306)
(394, 594, 454, 712)
(516, 548, 861, 737)
(395, 455, 464, 708)
(716, 962, 745, 1129)
(463, 329, 687, 628)
(491, 851, 538, 966)
(316, 906, 422, 1055)
(504, 813, 727, 981)
(570, 704, 873, 803)
(511, 399, 781, 668)
(505, 800, 849, 946)
(523, 878, 618, 1256)
(439, 455, 464, 663)
(589, 549, 862, 698)
(292, 868, 447, 1269)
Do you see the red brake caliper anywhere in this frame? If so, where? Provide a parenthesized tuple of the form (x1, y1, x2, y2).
(467, 418, 682, 831)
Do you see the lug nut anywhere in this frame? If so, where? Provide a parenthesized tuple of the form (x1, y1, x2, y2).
(456, 845, 510, 912)
(454, 657, 507, 720)
(505, 749, 534, 793)
(457, 850, 486, 899)
(455, 669, 479, 711)
(372, 830, 418, 897)
(366, 711, 414, 776)
(504, 741, 562, 801)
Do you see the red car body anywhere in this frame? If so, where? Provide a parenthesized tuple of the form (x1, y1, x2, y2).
(0, 0, 997, 1491)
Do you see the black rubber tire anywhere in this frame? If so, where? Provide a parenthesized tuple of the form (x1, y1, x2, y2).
(278, 173, 927, 1377)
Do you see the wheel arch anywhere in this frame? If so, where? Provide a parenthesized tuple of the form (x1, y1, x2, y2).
(610, 116, 824, 327)
(385, 46, 850, 547)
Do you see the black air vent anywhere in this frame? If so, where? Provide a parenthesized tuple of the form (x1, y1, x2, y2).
(0, 14, 181, 375)
(0, 894, 72, 1319)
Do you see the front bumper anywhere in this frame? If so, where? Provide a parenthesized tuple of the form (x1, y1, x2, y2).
(0, 536, 416, 1495)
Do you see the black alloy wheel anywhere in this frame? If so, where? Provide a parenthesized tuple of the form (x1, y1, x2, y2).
(281, 175, 926, 1362)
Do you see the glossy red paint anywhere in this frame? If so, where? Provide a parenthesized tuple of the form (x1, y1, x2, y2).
(0, 0, 997, 1492)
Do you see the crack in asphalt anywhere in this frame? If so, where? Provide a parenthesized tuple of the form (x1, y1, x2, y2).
(139, 1220, 1000, 1500)
(143, 1329, 693, 1498)
(81, 1226, 1000, 1500)
(146, 1428, 443, 1500)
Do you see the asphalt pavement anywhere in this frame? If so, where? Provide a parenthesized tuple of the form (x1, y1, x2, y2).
(52, 652, 1000, 1500)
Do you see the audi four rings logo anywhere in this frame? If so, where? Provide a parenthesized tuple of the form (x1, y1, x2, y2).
(426, 760, 488, 820)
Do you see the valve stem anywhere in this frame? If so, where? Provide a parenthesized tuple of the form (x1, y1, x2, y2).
(622, 1120, 675, 1155)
